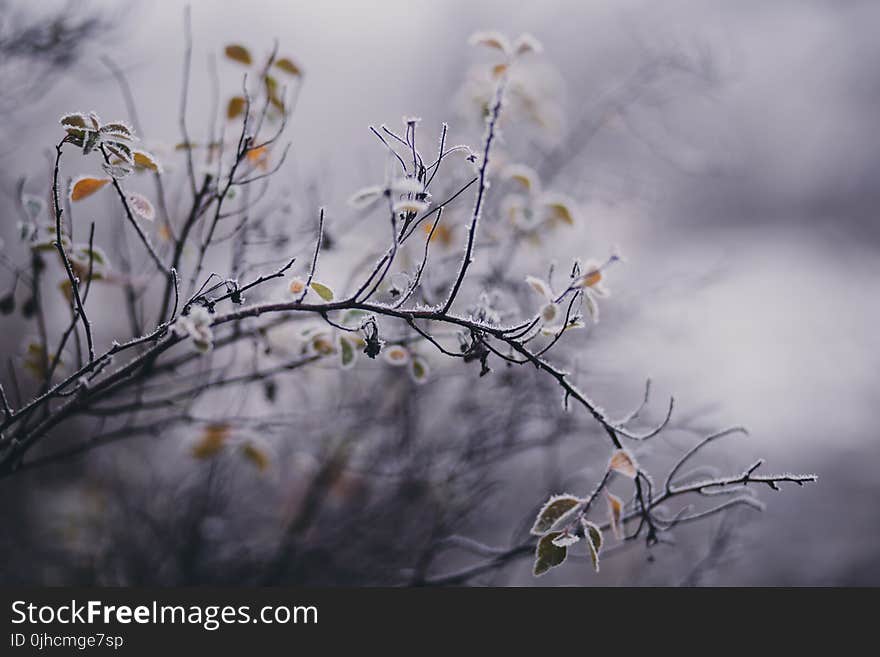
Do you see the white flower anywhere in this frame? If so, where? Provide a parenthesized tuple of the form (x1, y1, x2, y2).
(288, 276, 307, 296)
(173, 307, 214, 353)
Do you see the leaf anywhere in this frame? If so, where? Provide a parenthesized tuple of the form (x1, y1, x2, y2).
(525, 275, 552, 300)
(23, 341, 54, 379)
(582, 519, 603, 572)
(224, 44, 252, 65)
(191, 422, 231, 459)
(530, 494, 581, 536)
(246, 145, 269, 169)
(533, 532, 567, 576)
(469, 31, 512, 55)
(127, 192, 155, 221)
(59, 113, 87, 129)
(133, 150, 162, 173)
(608, 449, 639, 479)
(409, 356, 430, 384)
(383, 345, 410, 366)
(492, 63, 508, 78)
(21, 194, 45, 221)
(104, 140, 133, 164)
(347, 185, 384, 209)
(514, 33, 543, 55)
(606, 491, 624, 541)
(227, 95, 247, 120)
(338, 335, 357, 369)
(241, 440, 270, 472)
(69, 177, 111, 202)
(100, 122, 134, 140)
(102, 162, 133, 179)
(274, 57, 302, 76)
(310, 333, 336, 356)
(310, 281, 334, 301)
(543, 198, 576, 226)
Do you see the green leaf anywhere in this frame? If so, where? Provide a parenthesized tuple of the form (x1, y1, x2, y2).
(339, 335, 357, 369)
(530, 494, 581, 536)
(224, 44, 252, 66)
(533, 532, 567, 577)
(409, 356, 429, 384)
(310, 281, 334, 301)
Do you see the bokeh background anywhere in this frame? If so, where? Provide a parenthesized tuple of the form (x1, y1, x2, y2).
(1, 0, 878, 585)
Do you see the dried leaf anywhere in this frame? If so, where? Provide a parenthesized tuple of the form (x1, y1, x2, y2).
(608, 449, 639, 479)
(241, 440, 270, 472)
(606, 491, 624, 541)
(531, 494, 581, 535)
(69, 177, 111, 202)
(127, 192, 155, 221)
(191, 422, 231, 459)
(224, 44, 252, 66)
(582, 519, 603, 572)
(227, 95, 247, 120)
(274, 57, 302, 76)
(525, 275, 552, 299)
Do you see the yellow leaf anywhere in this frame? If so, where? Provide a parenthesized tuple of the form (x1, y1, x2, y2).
(606, 491, 624, 541)
(224, 44, 252, 66)
(70, 177, 111, 202)
(227, 95, 246, 120)
(275, 57, 302, 76)
(241, 441, 270, 472)
(580, 269, 602, 288)
(424, 221, 454, 246)
(492, 63, 508, 78)
(608, 449, 639, 479)
(191, 423, 231, 459)
(133, 150, 161, 173)
(246, 145, 269, 170)
(547, 201, 575, 225)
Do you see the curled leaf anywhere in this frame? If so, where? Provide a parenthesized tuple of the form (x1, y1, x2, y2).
(606, 491, 624, 541)
(582, 519, 603, 572)
(609, 449, 639, 479)
(69, 177, 111, 202)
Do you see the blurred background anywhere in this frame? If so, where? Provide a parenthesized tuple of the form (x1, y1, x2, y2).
(0, 0, 877, 586)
